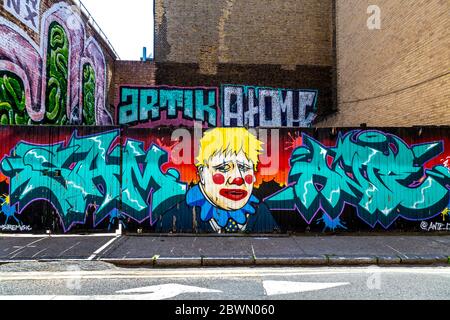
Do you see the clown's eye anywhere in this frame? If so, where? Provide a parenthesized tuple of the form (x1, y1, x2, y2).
(238, 164, 251, 172)
(215, 164, 231, 173)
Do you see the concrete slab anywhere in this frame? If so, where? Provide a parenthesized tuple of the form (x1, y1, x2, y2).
(155, 257, 203, 267)
(377, 256, 402, 265)
(202, 256, 254, 266)
(255, 255, 328, 266)
(100, 258, 154, 267)
(292, 236, 395, 256)
(0, 237, 46, 260)
(328, 256, 378, 266)
(399, 255, 449, 265)
(0, 236, 116, 260)
(380, 237, 450, 256)
(292, 236, 450, 256)
(250, 237, 305, 257)
(101, 236, 255, 259)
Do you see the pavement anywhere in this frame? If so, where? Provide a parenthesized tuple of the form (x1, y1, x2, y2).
(0, 234, 449, 267)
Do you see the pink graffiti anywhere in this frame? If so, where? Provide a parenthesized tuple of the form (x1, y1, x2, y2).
(0, 2, 111, 125)
(0, 24, 42, 121)
(84, 38, 112, 125)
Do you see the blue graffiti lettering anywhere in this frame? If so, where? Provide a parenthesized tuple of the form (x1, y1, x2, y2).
(121, 140, 187, 223)
(118, 86, 218, 127)
(266, 130, 450, 228)
(0, 130, 187, 232)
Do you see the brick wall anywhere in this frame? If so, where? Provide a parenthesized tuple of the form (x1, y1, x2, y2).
(112, 60, 156, 108)
(155, 0, 334, 67)
(154, 62, 334, 119)
(154, 0, 336, 117)
(319, 0, 450, 127)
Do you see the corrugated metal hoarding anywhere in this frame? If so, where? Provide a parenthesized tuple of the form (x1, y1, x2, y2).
(0, 126, 449, 234)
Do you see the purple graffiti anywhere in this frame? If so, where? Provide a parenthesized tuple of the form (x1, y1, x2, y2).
(0, 2, 111, 125)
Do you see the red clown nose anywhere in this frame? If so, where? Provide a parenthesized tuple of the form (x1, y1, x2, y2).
(231, 177, 245, 186)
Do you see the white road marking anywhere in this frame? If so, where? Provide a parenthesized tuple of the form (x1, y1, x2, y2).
(0, 284, 222, 300)
(87, 236, 120, 261)
(117, 284, 222, 300)
(9, 250, 26, 259)
(58, 242, 81, 257)
(385, 245, 407, 258)
(263, 281, 350, 296)
(7, 238, 47, 257)
(31, 249, 48, 259)
(0, 267, 449, 281)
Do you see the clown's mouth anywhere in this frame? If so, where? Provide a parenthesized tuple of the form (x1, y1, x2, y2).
(220, 189, 249, 201)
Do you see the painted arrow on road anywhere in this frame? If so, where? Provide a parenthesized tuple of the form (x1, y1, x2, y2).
(116, 284, 222, 300)
(0, 284, 223, 300)
(263, 281, 350, 296)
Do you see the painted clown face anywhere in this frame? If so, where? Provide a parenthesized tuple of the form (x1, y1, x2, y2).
(199, 151, 256, 211)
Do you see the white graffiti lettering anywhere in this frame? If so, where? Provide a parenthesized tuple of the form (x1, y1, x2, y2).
(0, 224, 32, 232)
(222, 85, 318, 128)
(420, 221, 450, 232)
(4, 0, 41, 32)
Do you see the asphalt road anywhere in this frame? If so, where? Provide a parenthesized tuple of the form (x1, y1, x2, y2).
(0, 262, 449, 300)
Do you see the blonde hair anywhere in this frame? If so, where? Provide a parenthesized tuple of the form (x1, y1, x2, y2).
(196, 128, 263, 170)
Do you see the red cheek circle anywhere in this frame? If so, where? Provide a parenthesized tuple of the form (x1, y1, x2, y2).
(245, 175, 254, 185)
(213, 173, 225, 185)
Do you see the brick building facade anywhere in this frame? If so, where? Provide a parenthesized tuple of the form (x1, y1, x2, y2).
(153, 0, 449, 127)
(320, 0, 449, 127)
(153, 0, 336, 119)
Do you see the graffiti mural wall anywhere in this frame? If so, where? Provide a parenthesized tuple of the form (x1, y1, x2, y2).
(0, 1, 113, 125)
(221, 85, 318, 127)
(0, 125, 449, 234)
(3, 0, 41, 33)
(117, 86, 220, 128)
(116, 85, 318, 128)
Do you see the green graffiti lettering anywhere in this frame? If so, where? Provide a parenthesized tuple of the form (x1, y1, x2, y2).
(82, 64, 96, 125)
(44, 22, 69, 125)
(0, 72, 29, 125)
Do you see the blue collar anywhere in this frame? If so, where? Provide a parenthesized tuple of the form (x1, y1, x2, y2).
(186, 185, 259, 228)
